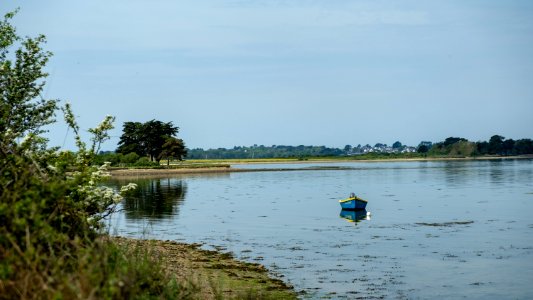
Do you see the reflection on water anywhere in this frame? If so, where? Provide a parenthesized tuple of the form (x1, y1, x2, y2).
(339, 209, 370, 224)
(109, 178, 187, 220)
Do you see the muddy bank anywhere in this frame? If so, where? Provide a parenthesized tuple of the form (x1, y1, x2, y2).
(108, 166, 370, 178)
(109, 167, 234, 177)
(112, 237, 297, 299)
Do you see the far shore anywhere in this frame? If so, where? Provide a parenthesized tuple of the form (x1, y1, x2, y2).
(109, 155, 532, 177)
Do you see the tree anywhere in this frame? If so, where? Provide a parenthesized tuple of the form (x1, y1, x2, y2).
(428, 137, 469, 156)
(158, 137, 187, 165)
(392, 141, 402, 149)
(417, 145, 429, 153)
(488, 135, 505, 155)
(443, 137, 467, 147)
(502, 139, 515, 155)
(1, 9, 128, 234)
(344, 144, 352, 153)
(116, 122, 146, 156)
(116, 119, 180, 162)
(1, 11, 138, 297)
(1, 10, 57, 144)
(449, 141, 476, 157)
(143, 119, 179, 162)
(514, 139, 533, 154)
(417, 141, 432, 153)
(476, 141, 489, 155)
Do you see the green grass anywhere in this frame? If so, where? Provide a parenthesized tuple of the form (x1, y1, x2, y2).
(1, 238, 182, 299)
(1, 236, 296, 300)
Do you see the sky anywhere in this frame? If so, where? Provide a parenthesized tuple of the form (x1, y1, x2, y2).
(4, 0, 533, 150)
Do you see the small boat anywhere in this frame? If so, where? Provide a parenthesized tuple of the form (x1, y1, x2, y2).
(339, 193, 368, 210)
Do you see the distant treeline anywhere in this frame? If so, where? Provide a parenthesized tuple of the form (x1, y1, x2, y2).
(426, 136, 533, 157)
(187, 145, 344, 159)
(185, 135, 533, 159)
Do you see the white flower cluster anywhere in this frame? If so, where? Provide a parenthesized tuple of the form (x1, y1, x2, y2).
(120, 183, 137, 195)
(76, 163, 137, 222)
(77, 185, 119, 207)
(93, 162, 112, 180)
(60, 103, 138, 229)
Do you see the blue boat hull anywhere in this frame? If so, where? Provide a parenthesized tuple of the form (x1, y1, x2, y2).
(339, 199, 367, 210)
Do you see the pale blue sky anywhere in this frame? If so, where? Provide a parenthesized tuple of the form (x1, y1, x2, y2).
(5, 0, 533, 150)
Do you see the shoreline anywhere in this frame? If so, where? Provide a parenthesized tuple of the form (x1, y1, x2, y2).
(109, 155, 532, 177)
(112, 237, 297, 299)
(224, 154, 532, 164)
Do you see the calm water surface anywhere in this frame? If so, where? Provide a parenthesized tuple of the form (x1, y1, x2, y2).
(108, 159, 533, 299)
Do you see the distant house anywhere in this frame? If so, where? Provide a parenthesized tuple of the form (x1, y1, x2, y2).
(349, 143, 418, 154)
(401, 147, 417, 153)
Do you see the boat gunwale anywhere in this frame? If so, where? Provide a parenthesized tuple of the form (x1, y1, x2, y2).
(339, 197, 368, 203)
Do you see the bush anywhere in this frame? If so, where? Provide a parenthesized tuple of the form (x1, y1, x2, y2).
(93, 152, 144, 167)
(134, 157, 160, 167)
(1, 11, 294, 299)
(0, 11, 180, 299)
(94, 152, 122, 166)
(120, 152, 140, 165)
(121, 152, 140, 164)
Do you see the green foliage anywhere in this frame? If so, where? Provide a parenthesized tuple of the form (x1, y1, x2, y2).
(428, 137, 471, 156)
(428, 135, 533, 157)
(488, 135, 505, 154)
(0, 10, 296, 299)
(117, 120, 182, 162)
(514, 139, 533, 154)
(343, 144, 352, 152)
(122, 151, 140, 164)
(502, 139, 515, 155)
(158, 137, 187, 165)
(0, 12, 57, 142)
(1, 103, 140, 297)
(188, 145, 344, 159)
(443, 137, 467, 147)
(189, 137, 533, 161)
(116, 122, 146, 155)
(417, 145, 429, 153)
(0, 11, 187, 299)
(1, 236, 190, 299)
(348, 151, 421, 160)
(134, 156, 160, 167)
(475, 136, 532, 156)
(94, 151, 122, 166)
(448, 141, 476, 157)
(476, 141, 489, 155)
(67, 239, 189, 300)
(94, 151, 142, 166)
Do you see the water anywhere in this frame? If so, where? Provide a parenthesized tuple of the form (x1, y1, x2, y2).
(108, 159, 533, 299)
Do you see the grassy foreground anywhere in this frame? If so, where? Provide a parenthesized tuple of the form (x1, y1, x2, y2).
(113, 237, 296, 299)
(0, 235, 296, 300)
